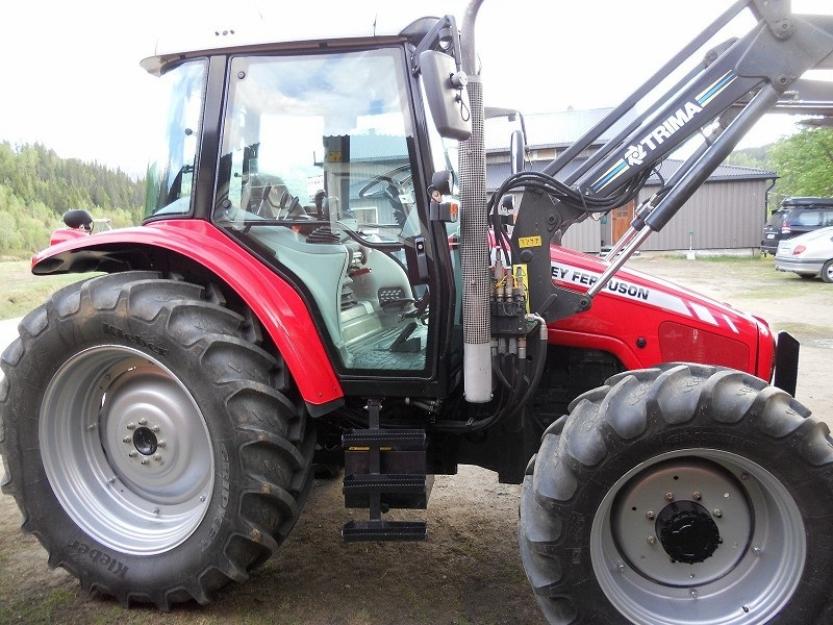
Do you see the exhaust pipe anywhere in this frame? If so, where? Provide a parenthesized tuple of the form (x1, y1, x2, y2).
(458, 0, 491, 403)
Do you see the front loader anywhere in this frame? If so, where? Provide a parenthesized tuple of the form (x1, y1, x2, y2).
(2, 1, 833, 623)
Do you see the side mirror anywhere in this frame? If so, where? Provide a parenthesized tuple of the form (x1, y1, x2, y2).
(63, 209, 93, 230)
(429, 170, 454, 196)
(510, 129, 526, 175)
(420, 50, 472, 141)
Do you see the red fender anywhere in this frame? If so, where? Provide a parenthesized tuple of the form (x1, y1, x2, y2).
(33, 220, 343, 407)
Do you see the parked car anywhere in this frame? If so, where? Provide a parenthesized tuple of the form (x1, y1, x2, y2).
(761, 196, 833, 254)
(775, 225, 833, 282)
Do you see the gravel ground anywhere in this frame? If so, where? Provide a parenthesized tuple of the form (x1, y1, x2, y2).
(0, 255, 830, 625)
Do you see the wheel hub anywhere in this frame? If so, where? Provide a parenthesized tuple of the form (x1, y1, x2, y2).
(132, 427, 158, 456)
(656, 501, 721, 564)
(39, 345, 214, 555)
(591, 449, 807, 625)
(610, 458, 750, 587)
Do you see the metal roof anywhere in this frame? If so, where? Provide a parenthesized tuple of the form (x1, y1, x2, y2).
(644, 159, 777, 185)
(486, 156, 776, 193)
(141, 10, 441, 75)
(485, 107, 634, 151)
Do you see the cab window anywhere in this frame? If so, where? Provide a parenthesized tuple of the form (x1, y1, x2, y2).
(215, 48, 430, 372)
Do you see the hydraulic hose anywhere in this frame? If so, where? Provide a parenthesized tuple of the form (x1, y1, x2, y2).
(431, 315, 547, 433)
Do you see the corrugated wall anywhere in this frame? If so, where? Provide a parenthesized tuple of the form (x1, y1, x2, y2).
(616, 180, 769, 250)
(562, 217, 602, 253)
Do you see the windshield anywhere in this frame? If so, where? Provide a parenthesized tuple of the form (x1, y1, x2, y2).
(215, 48, 421, 243)
(144, 60, 207, 219)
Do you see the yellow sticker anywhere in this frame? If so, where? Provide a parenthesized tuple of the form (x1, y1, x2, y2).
(512, 264, 531, 313)
(518, 235, 543, 249)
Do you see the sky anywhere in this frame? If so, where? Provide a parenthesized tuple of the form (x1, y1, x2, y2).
(0, 0, 831, 177)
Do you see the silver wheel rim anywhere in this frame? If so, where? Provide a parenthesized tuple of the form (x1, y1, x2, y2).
(590, 449, 805, 625)
(826, 264, 833, 280)
(40, 345, 214, 556)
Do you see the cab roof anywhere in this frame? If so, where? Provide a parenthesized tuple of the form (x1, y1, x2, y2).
(140, 13, 440, 75)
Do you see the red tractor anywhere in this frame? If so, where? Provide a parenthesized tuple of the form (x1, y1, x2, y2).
(2, 1, 832, 623)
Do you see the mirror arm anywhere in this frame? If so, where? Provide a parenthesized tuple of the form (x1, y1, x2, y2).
(411, 15, 463, 75)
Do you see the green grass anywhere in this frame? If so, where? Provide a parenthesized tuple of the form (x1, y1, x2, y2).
(696, 254, 766, 263)
(0, 587, 76, 625)
(0, 260, 90, 320)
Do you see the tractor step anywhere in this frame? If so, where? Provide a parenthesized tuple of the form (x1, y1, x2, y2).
(342, 428, 426, 450)
(341, 399, 429, 542)
(344, 473, 427, 496)
(342, 520, 427, 543)
(343, 473, 433, 510)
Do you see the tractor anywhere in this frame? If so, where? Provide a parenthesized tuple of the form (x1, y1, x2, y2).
(2, 1, 833, 623)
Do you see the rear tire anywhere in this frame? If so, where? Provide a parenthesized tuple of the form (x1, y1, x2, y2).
(0, 272, 315, 609)
(520, 363, 833, 625)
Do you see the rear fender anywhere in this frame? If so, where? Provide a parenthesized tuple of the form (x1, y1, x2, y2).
(32, 219, 344, 413)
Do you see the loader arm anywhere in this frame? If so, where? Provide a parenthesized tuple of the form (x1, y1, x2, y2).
(505, 0, 833, 321)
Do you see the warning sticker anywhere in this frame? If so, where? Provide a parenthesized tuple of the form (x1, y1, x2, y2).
(518, 235, 543, 249)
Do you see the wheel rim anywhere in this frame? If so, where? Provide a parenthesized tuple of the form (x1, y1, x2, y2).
(40, 345, 214, 556)
(590, 449, 806, 625)
(826, 263, 833, 281)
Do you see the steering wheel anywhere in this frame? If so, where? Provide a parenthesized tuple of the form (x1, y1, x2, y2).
(357, 165, 413, 226)
(358, 164, 412, 200)
(256, 185, 312, 220)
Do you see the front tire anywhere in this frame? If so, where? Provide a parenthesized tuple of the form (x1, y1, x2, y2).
(0, 272, 315, 608)
(821, 259, 833, 283)
(520, 363, 833, 625)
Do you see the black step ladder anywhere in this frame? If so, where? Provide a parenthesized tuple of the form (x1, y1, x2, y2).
(341, 399, 429, 542)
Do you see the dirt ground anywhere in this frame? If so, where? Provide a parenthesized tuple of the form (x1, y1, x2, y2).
(0, 254, 830, 625)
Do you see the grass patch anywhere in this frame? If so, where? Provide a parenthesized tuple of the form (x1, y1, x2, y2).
(0, 587, 76, 625)
(696, 254, 766, 263)
(0, 260, 91, 320)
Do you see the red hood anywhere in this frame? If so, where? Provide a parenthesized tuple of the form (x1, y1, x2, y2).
(546, 245, 773, 379)
(550, 245, 759, 331)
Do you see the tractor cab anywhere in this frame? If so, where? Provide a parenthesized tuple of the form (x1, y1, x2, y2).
(142, 19, 466, 390)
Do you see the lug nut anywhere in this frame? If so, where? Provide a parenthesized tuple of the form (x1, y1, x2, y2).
(646, 510, 655, 520)
(617, 562, 625, 574)
(690, 589, 698, 599)
(157, 440, 167, 448)
(151, 425, 160, 433)
(126, 423, 136, 430)
(122, 436, 131, 444)
(647, 536, 657, 545)
(87, 423, 97, 431)
(752, 546, 761, 556)
(665, 492, 674, 502)
(141, 458, 149, 465)
(693, 491, 702, 500)
(138, 418, 148, 426)
(128, 451, 138, 458)
(153, 454, 162, 462)
(713, 508, 723, 518)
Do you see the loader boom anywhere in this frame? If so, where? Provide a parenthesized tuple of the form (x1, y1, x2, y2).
(492, 0, 833, 319)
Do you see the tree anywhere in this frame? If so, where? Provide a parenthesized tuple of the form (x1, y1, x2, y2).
(770, 127, 833, 201)
(0, 142, 145, 256)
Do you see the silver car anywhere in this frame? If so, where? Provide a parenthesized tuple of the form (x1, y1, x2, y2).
(775, 225, 833, 282)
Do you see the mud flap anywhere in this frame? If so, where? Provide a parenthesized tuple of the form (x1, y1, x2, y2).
(774, 331, 800, 397)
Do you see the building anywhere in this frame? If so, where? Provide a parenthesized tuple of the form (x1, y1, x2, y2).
(485, 109, 777, 253)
